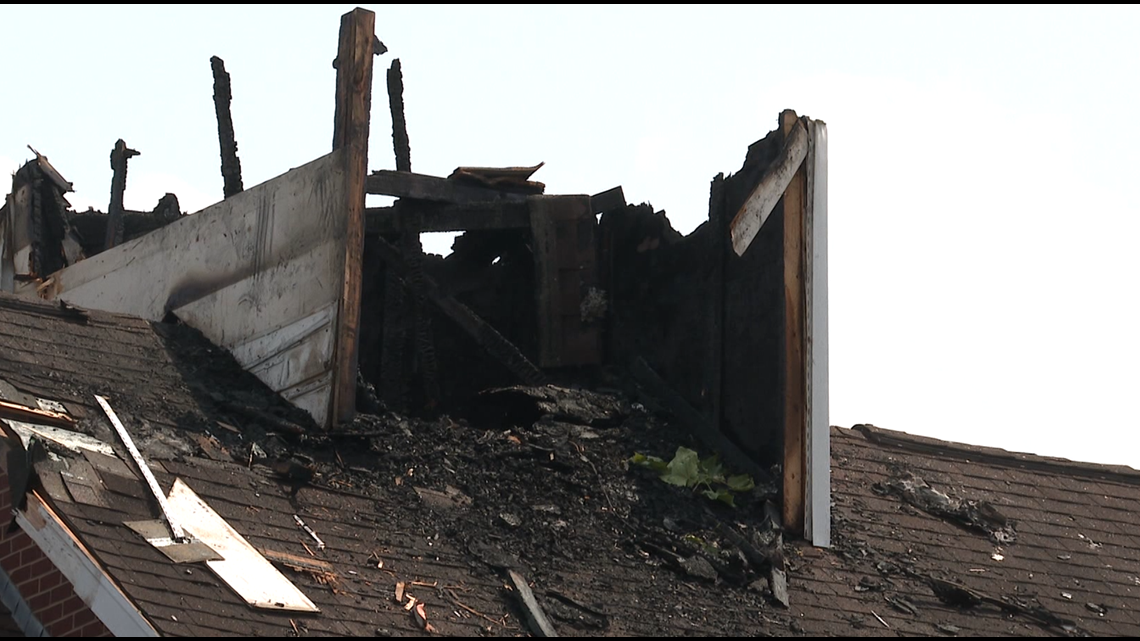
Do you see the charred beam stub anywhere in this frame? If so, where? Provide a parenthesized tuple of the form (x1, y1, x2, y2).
(104, 139, 139, 252)
(210, 56, 244, 199)
(386, 59, 411, 172)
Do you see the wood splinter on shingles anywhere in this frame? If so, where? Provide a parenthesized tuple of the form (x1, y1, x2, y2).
(294, 514, 326, 550)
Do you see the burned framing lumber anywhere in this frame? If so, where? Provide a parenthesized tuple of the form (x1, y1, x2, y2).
(367, 170, 529, 205)
(103, 140, 139, 252)
(729, 120, 807, 256)
(779, 110, 808, 536)
(211, 56, 245, 199)
(371, 236, 546, 386)
(386, 59, 412, 173)
(331, 7, 376, 424)
(364, 202, 530, 234)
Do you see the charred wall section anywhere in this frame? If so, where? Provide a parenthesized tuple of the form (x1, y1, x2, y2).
(358, 229, 540, 411)
(603, 127, 788, 467)
(721, 131, 785, 464)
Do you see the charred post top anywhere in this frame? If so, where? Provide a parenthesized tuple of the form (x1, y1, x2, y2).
(104, 139, 139, 252)
(210, 55, 244, 199)
(387, 59, 412, 173)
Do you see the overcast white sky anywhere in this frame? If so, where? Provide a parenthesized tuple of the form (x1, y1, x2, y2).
(3, 5, 1138, 468)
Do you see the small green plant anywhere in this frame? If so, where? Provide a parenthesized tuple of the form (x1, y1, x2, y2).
(630, 446, 755, 506)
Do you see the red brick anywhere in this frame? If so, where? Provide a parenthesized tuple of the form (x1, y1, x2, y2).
(33, 569, 64, 595)
(28, 589, 52, 612)
(72, 607, 98, 628)
(27, 556, 53, 578)
(39, 602, 63, 627)
(21, 545, 46, 568)
(49, 583, 74, 604)
(10, 564, 33, 586)
(47, 612, 73, 636)
(80, 620, 111, 637)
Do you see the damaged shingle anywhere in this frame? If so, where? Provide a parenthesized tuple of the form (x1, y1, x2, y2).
(875, 470, 1017, 545)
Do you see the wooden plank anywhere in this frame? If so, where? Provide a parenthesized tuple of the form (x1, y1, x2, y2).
(366, 170, 529, 205)
(364, 202, 531, 234)
(259, 548, 335, 573)
(0, 399, 76, 428)
(780, 110, 807, 536)
(166, 479, 319, 612)
(729, 121, 807, 257)
(331, 7, 376, 425)
(590, 186, 626, 215)
(103, 139, 139, 251)
(372, 235, 546, 385)
(507, 569, 558, 637)
(804, 119, 831, 547)
(528, 197, 562, 368)
(210, 56, 244, 199)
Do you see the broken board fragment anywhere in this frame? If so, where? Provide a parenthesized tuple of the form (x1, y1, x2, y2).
(124, 520, 223, 564)
(507, 569, 558, 637)
(165, 478, 319, 612)
(3, 420, 115, 457)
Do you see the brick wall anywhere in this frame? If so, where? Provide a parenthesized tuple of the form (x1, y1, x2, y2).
(0, 469, 112, 637)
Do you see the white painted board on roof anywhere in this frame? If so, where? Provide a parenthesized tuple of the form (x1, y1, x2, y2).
(1, 418, 116, 457)
(166, 478, 320, 613)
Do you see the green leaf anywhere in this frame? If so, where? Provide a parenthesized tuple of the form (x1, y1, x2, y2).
(630, 452, 668, 473)
(699, 454, 726, 483)
(725, 474, 755, 492)
(701, 488, 736, 507)
(660, 447, 700, 487)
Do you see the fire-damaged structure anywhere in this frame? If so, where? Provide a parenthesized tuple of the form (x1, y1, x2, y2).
(2, 11, 830, 541)
(7, 7, 1133, 640)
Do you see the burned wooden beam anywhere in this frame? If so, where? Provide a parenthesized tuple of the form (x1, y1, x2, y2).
(386, 59, 412, 172)
(729, 120, 807, 256)
(529, 196, 602, 368)
(529, 199, 561, 367)
(590, 186, 626, 215)
(330, 7, 376, 424)
(705, 174, 727, 439)
(26, 146, 73, 194)
(103, 139, 139, 252)
(372, 235, 546, 386)
(210, 56, 244, 199)
(779, 110, 808, 537)
(507, 570, 558, 637)
(364, 201, 531, 234)
(367, 170, 529, 205)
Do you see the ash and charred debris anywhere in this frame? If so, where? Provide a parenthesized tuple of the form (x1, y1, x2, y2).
(874, 469, 1017, 545)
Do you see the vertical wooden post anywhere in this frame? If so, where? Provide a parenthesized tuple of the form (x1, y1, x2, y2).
(331, 7, 375, 425)
(780, 109, 808, 535)
(529, 196, 562, 368)
(103, 139, 139, 252)
(211, 56, 244, 199)
(705, 174, 727, 432)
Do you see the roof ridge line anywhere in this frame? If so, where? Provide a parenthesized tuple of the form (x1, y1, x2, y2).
(848, 424, 1140, 487)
